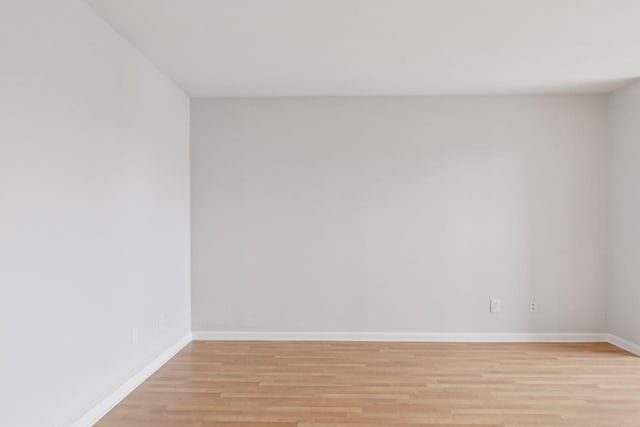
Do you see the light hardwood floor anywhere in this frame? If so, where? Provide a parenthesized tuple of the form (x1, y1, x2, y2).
(96, 341, 640, 427)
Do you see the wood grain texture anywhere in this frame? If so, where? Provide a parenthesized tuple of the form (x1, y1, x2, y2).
(95, 341, 640, 427)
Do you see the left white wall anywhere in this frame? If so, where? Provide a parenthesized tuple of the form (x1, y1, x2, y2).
(0, 1, 191, 426)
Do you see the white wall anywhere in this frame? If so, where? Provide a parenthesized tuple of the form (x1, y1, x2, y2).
(191, 96, 608, 334)
(0, 1, 190, 426)
(608, 79, 640, 347)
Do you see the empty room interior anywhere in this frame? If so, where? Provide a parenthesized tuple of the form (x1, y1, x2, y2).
(4, 0, 640, 426)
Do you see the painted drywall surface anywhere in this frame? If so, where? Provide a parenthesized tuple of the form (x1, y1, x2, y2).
(87, 0, 640, 97)
(0, 1, 190, 426)
(607, 80, 640, 346)
(191, 96, 608, 334)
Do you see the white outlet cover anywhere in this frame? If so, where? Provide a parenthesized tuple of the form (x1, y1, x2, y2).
(490, 298, 501, 313)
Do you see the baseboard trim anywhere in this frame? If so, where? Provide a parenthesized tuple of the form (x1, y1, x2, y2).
(607, 334, 640, 356)
(192, 331, 606, 343)
(70, 332, 192, 427)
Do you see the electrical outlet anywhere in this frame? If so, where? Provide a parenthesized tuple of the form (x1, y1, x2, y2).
(131, 328, 139, 346)
(490, 298, 501, 313)
(530, 301, 537, 313)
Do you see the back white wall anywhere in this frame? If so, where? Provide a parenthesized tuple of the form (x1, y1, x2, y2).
(0, 1, 190, 426)
(191, 96, 607, 334)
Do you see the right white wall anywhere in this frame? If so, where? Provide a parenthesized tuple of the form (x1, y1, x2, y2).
(608, 79, 640, 348)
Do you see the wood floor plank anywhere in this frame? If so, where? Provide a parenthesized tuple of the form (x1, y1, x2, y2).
(95, 341, 640, 426)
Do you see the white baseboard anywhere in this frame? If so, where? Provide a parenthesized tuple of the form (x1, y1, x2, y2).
(607, 334, 640, 356)
(192, 331, 606, 343)
(71, 333, 192, 427)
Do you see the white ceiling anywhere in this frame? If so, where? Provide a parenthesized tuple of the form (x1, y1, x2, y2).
(87, 0, 640, 97)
